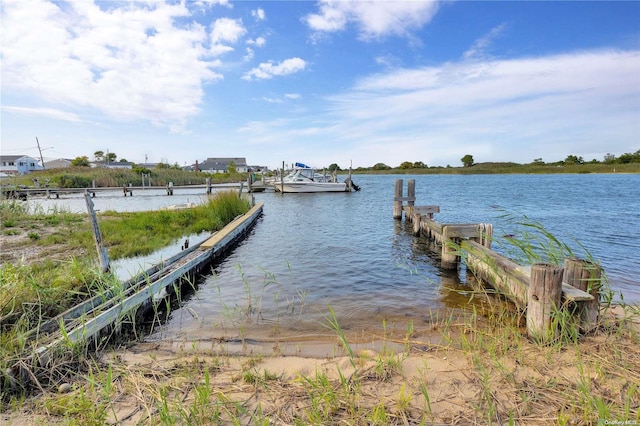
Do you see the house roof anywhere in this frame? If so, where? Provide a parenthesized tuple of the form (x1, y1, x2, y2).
(198, 157, 247, 169)
(0, 155, 38, 162)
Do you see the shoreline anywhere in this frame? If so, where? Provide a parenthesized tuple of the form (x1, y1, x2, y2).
(2, 304, 638, 425)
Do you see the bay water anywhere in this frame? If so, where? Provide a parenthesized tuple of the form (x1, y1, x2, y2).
(27, 174, 640, 346)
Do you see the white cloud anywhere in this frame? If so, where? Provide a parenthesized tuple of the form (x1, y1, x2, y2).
(210, 17, 246, 45)
(252, 8, 265, 21)
(463, 23, 508, 60)
(242, 57, 307, 80)
(2, 106, 82, 122)
(1, 0, 224, 132)
(243, 47, 255, 61)
(247, 36, 266, 47)
(194, 0, 231, 8)
(285, 93, 301, 100)
(305, 0, 440, 40)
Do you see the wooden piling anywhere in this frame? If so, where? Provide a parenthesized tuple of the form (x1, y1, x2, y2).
(281, 161, 285, 194)
(406, 179, 415, 216)
(393, 179, 403, 219)
(564, 257, 602, 332)
(167, 182, 174, 196)
(527, 263, 563, 342)
(441, 226, 459, 269)
(412, 213, 421, 236)
(84, 193, 109, 273)
(206, 178, 212, 194)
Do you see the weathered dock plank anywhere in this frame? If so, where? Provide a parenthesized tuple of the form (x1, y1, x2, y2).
(29, 202, 264, 368)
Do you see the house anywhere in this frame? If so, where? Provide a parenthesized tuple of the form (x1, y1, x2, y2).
(0, 155, 44, 175)
(44, 158, 72, 169)
(189, 157, 248, 174)
(91, 161, 134, 170)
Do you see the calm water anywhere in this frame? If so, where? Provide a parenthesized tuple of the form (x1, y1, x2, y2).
(26, 174, 640, 345)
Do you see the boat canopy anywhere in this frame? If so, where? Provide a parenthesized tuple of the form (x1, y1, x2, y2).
(294, 162, 311, 169)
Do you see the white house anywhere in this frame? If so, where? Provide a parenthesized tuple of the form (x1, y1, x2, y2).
(189, 157, 248, 173)
(44, 158, 73, 169)
(0, 155, 44, 175)
(91, 161, 134, 170)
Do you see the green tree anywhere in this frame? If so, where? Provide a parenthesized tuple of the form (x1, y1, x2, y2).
(70, 156, 90, 167)
(413, 161, 427, 168)
(327, 163, 341, 172)
(618, 150, 640, 164)
(399, 161, 414, 169)
(227, 161, 237, 174)
(105, 152, 117, 163)
(461, 155, 474, 167)
(372, 162, 391, 170)
(94, 150, 104, 162)
(564, 154, 584, 165)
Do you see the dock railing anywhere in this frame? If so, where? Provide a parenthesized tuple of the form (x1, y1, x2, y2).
(394, 178, 601, 343)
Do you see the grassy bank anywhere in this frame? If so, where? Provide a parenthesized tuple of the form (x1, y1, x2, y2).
(0, 191, 251, 390)
(2, 166, 248, 189)
(354, 161, 640, 175)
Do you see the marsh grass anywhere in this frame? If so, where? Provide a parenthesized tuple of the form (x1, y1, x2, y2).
(0, 192, 251, 405)
(5, 166, 245, 189)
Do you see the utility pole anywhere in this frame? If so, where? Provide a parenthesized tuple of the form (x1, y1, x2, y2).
(36, 137, 45, 170)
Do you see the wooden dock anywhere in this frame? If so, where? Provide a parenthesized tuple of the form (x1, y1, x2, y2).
(394, 178, 602, 342)
(6, 201, 264, 389)
(1, 179, 248, 200)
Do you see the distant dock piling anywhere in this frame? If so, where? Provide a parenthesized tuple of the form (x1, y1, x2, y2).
(393, 178, 601, 342)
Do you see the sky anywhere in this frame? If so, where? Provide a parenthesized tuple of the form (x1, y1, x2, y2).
(1, 1, 639, 170)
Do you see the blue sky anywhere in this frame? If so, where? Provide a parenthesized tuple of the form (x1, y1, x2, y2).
(1, 0, 639, 170)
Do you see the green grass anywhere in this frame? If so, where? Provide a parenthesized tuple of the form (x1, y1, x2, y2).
(99, 191, 250, 258)
(2, 166, 248, 189)
(0, 191, 251, 398)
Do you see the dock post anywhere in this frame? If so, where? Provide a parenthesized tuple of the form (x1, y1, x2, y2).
(393, 179, 403, 219)
(167, 182, 174, 195)
(280, 161, 285, 194)
(412, 212, 421, 236)
(527, 263, 563, 343)
(206, 178, 211, 194)
(84, 193, 110, 273)
(407, 179, 415, 217)
(563, 258, 602, 332)
(440, 226, 459, 269)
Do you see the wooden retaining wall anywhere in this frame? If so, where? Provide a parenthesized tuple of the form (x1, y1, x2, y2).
(394, 179, 601, 342)
(10, 202, 264, 385)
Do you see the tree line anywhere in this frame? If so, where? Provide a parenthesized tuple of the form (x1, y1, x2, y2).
(332, 150, 640, 171)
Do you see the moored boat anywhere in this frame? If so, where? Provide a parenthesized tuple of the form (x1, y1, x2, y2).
(274, 163, 357, 193)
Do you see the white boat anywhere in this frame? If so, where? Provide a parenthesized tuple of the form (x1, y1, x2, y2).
(274, 163, 354, 193)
